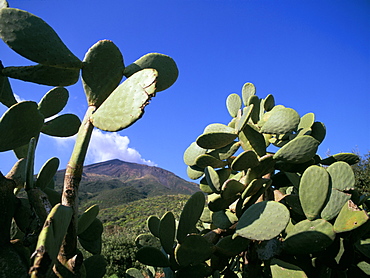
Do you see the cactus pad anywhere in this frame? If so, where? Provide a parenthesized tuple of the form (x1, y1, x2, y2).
(124, 53, 178, 92)
(77, 205, 100, 235)
(334, 200, 369, 233)
(174, 234, 214, 267)
(35, 157, 59, 190)
(196, 124, 237, 149)
(183, 142, 206, 166)
(82, 40, 125, 107)
(0, 101, 44, 152)
(90, 68, 157, 132)
(159, 211, 176, 255)
(283, 219, 335, 254)
(136, 246, 170, 267)
(38, 87, 69, 118)
(41, 113, 81, 137)
(231, 150, 259, 171)
(273, 135, 319, 164)
(236, 201, 290, 241)
(0, 8, 81, 68)
(2, 64, 80, 86)
(226, 93, 242, 118)
(299, 165, 330, 220)
(260, 107, 300, 134)
(241, 82, 256, 106)
(177, 191, 205, 243)
(239, 123, 267, 157)
(327, 161, 355, 191)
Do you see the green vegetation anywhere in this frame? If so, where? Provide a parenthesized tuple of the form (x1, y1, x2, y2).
(0, 0, 178, 277)
(134, 83, 370, 277)
(353, 151, 370, 195)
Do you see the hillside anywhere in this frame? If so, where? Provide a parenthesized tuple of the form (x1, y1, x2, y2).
(54, 159, 199, 210)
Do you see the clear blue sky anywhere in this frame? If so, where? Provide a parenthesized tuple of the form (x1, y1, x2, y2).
(1, 0, 369, 182)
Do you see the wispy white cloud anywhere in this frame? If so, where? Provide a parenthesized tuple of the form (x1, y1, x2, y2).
(86, 129, 156, 166)
(53, 129, 156, 166)
(14, 93, 26, 102)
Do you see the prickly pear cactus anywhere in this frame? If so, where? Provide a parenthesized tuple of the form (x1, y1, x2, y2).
(0, 2, 178, 278)
(135, 81, 369, 277)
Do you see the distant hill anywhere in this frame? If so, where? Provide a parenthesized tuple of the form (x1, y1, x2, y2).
(54, 159, 199, 210)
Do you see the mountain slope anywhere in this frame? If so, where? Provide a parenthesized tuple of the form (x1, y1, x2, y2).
(54, 159, 198, 209)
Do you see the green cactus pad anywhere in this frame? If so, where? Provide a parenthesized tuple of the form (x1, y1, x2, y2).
(90, 68, 157, 132)
(321, 189, 351, 221)
(215, 235, 250, 257)
(41, 113, 81, 137)
(204, 166, 222, 193)
(183, 142, 207, 166)
(245, 154, 275, 182)
(199, 176, 214, 194)
(0, 8, 81, 68)
(0, 63, 17, 108)
(196, 124, 237, 149)
(270, 259, 308, 277)
(126, 268, 144, 278)
(175, 234, 214, 267)
(264, 94, 275, 112)
(241, 82, 256, 106)
(159, 211, 176, 255)
(299, 165, 330, 220)
(0, 101, 44, 152)
(77, 205, 100, 235)
(82, 40, 124, 107)
(195, 154, 227, 169)
(124, 53, 178, 92)
(320, 153, 360, 165)
(175, 263, 213, 278)
(84, 254, 107, 278)
(2, 64, 80, 86)
(187, 165, 204, 180)
(177, 191, 205, 243)
(135, 234, 161, 249)
(79, 233, 102, 255)
(78, 218, 103, 242)
(236, 201, 290, 241)
(235, 105, 254, 132)
(239, 123, 267, 157)
(37, 87, 69, 118)
(208, 141, 240, 161)
(226, 93, 242, 118)
(136, 246, 170, 267)
(333, 200, 369, 233)
(283, 219, 335, 254)
(231, 150, 259, 171)
(310, 121, 326, 143)
(147, 215, 160, 238)
(212, 209, 238, 229)
(35, 157, 59, 190)
(260, 107, 300, 134)
(273, 135, 319, 164)
(42, 187, 60, 207)
(327, 161, 355, 191)
(242, 178, 270, 199)
(246, 95, 260, 124)
(208, 193, 239, 212)
(33, 204, 73, 266)
(221, 179, 245, 199)
(5, 158, 26, 190)
(298, 112, 315, 130)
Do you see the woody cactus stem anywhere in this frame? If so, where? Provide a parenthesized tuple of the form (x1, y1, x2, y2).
(59, 106, 95, 263)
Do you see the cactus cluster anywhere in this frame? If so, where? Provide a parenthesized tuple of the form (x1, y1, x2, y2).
(135, 82, 370, 277)
(0, 1, 178, 277)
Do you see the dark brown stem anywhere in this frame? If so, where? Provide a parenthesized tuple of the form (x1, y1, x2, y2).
(58, 106, 95, 266)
